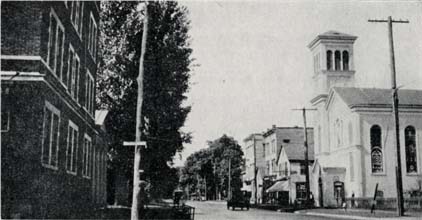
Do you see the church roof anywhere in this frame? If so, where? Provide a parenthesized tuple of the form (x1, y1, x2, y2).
(333, 87, 422, 109)
(308, 30, 357, 48)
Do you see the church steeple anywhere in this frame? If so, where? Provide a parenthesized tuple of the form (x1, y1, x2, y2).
(308, 31, 357, 105)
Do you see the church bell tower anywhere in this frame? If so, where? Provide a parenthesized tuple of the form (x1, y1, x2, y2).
(308, 31, 357, 105)
(308, 31, 357, 156)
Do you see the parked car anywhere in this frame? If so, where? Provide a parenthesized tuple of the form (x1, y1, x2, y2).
(227, 191, 250, 211)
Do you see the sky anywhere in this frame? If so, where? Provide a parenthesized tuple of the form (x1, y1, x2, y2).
(173, 0, 422, 166)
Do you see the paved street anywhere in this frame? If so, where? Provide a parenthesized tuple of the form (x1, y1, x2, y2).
(187, 201, 340, 220)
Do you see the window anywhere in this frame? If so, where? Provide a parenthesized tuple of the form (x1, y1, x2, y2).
(349, 152, 354, 181)
(317, 125, 321, 153)
(271, 140, 275, 153)
(67, 45, 80, 101)
(326, 50, 333, 70)
(370, 125, 383, 173)
(263, 143, 266, 158)
(82, 134, 92, 178)
(296, 182, 306, 199)
(70, 1, 83, 34)
(300, 163, 306, 175)
(85, 70, 95, 115)
(47, 9, 65, 80)
(348, 121, 353, 146)
(1, 110, 9, 132)
(88, 12, 98, 60)
(342, 51, 349, 70)
(284, 162, 288, 176)
(405, 126, 417, 173)
(334, 50, 341, 70)
(41, 101, 60, 169)
(66, 120, 78, 174)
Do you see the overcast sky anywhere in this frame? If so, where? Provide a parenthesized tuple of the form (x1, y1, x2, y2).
(173, 0, 422, 166)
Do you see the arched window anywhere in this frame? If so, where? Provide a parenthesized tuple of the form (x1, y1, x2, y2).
(342, 51, 349, 70)
(327, 50, 333, 70)
(405, 126, 417, 173)
(348, 121, 353, 146)
(334, 50, 341, 70)
(370, 125, 383, 173)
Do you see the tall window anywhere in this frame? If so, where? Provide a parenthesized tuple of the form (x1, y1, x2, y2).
(317, 125, 321, 153)
(83, 134, 92, 178)
(66, 120, 78, 174)
(327, 50, 333, 70)
(342, 51, 349, 70)
(349, 152, 354, 181)
(370, 125, 383, 173)
(300, 163, 306, 175)
(47, 9, 65, 79)
(271, 140, 275, 153)
(70, 1, 83, 34)
(67, 45, 80, 101)
(284, 162, 288, 176)
(42, 101, 60, 169)
(1, 110, 9, 132)
(334, 50, 341, 70)
(85, 70, 95, 115)
(88, 12, 98, 60)
(405, 126, 417, 173)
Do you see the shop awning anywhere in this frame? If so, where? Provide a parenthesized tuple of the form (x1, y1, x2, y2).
(266, 180, 289, 193)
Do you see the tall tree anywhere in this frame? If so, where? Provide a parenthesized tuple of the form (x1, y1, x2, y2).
(98, 1, 193, 199)
(181, 135, 244, 200)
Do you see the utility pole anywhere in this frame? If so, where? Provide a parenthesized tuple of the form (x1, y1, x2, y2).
(293, 108, 316, 207)
(228, 158, 231, 199)
(253, 135, 258, 205)
(130, 3, 149, 220)
(368, 16, 409, 217)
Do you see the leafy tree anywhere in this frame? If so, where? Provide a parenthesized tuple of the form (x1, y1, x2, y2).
(97, 1, 193, 199)
(181, 135, 244, 200)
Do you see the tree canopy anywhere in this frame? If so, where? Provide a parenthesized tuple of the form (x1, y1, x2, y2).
(181, 135, 244, 200)
(97, 1, 193, 198)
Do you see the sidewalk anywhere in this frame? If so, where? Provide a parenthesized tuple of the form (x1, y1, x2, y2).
(295, 208, 422, 220)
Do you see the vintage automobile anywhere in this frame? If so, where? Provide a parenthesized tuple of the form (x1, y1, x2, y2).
(226, 191, 250, 211)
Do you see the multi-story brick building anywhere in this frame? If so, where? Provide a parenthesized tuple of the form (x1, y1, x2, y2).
(1, 1, 106, 218)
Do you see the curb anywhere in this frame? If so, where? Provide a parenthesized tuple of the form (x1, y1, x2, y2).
(295, 211, 421, 220)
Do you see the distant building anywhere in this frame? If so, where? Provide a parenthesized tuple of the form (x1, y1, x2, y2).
(241, 133, 264, 204)
(1, 1, 106, 218)
(308, 31, 422, 208)
(264, 127, 314, 205)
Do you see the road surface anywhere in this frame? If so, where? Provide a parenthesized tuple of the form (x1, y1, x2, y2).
(186, 200, 341, 220)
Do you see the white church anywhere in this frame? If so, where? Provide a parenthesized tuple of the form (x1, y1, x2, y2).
(308, 31, 422, 207)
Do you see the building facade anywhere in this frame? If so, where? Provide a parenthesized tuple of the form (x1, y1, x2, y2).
(265, 127, 314, 205)
(242, 133, 264, 204)
(1, 1, 106, 218)
(308, 31, 422, 208)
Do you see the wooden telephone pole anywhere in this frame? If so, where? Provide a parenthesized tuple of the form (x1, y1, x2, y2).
(368, 16, 409, 217)
(130, 2, 149, 220)
(293, 108, 316, 207)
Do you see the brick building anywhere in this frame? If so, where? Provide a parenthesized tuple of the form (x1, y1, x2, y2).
(1, 1, 107, 218)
